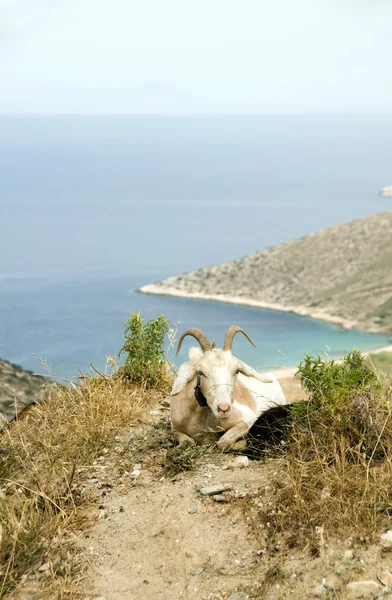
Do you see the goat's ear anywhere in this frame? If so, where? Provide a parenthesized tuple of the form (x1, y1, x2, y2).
(237, 360, 273, 384)
(171, 362, 197, 395)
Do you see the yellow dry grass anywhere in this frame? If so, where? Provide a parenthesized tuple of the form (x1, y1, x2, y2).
(0, 373, 170, 598)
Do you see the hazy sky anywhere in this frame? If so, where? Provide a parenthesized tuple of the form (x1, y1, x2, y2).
(1, 0, 392, 112)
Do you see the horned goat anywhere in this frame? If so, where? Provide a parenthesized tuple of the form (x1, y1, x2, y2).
(170, 325, 287, 449)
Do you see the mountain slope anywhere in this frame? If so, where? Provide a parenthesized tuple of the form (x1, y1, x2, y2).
(0, 359, 46, 424)
(140, 212, 392, 333)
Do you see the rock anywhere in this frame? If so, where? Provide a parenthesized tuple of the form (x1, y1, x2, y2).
(114, 445, 124, 455)
(380, 530, 392, 548)
(188, 507, 198, 514)
(190, 567, 204, 576)
(213, 494, 228, 503)
(346, 580, 381, 598)
(38, 562, 50, 572)
(313, 584, 326, 597)
(378, 569, 392, 587)
(24, 595, 34, 600)
(130, 470, 141, 479)
(149, 410, 160, 416)
(228, 593, 249, 600)
(228, 456, 249, 469)
(133, 463, 142, 470)
(198, 484, 232, 496)
(202, 472, 212, 478)
(344, 549, 354, 560)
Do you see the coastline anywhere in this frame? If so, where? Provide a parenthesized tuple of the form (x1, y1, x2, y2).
(138, 284, 361, 330)
(139, 284, 392, 378)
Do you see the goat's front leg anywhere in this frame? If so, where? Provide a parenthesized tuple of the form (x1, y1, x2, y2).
(217, 421, 249, 451)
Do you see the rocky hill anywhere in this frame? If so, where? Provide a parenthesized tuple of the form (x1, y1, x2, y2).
(0, 359, 46, 424)
(140, 211, 392, 333)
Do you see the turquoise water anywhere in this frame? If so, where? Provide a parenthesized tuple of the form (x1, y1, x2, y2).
(0, 275, 389, 379)
(0, 115, 391, 378)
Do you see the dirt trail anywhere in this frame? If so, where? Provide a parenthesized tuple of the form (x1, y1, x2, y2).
(83, 455, 275, 600)
(80, 376, 390, 600)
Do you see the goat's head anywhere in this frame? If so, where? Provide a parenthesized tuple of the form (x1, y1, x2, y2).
(171, 325, 272, 420)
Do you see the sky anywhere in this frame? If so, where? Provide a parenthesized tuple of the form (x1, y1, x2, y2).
(1, 0, 392, 113)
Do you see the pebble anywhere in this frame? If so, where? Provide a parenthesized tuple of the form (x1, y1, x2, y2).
(346, 580, 380, 598)
(228, 593, 249, 600)
(149, 410, 160, 416)
(228, 456, 249, 469)
(378, 569, 392, 587)
(198, 484, 232, 496)
(38, 562, 50, 572)
(380, 530, 392, 548)
(190, 567, 204, 576)
(213, 494, 228, 503)
(313, 584, 326, 597)
(202, 472, 212, 478)
(113, 445, 124, 455)
(130, 470, 141, 479)
(188, 507, 198, 514)
(344, 549, 354, 560)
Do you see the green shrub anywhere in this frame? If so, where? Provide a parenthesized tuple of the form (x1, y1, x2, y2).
(295, 349, 385, 456)
(118, 313, 170, 387)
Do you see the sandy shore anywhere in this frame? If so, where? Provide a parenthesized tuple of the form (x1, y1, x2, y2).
(139, 284, 361, 330)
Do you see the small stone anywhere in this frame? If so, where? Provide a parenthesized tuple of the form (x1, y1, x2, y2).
(378, 569, 392, 587)
(38, 562, 50, 572)
(313, 584, 326, 597)
(213, 494, 228, 503)
(198, 484, 232, 496)
(130, 470, 141, 479)
(98, 509, 107, 519)
(114, 445, 124, 455)
(346, 580, 380, 598)
(24, 594, 35, 600)
(190, 567, 204, 576)
(202, 472, 212, 478)
(133, 463, 142, 470)
(228, 593, 248, 600)
(149, 410, 160, 416)
(114, 435, 121, 442)
(188, 507, 198, 514)
(380, 530, 392, 548)
(228, 456, 249, 469)
(344, 550, 354, 560)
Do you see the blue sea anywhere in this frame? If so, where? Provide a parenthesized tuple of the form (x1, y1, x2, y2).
(0, 114, 391, 378)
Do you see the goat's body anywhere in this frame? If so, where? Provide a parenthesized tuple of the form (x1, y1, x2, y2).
(171, 371, 287, 449)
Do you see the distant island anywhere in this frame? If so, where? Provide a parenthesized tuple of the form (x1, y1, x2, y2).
(139, 211, 392, 334)
(381, 186, 392, 197)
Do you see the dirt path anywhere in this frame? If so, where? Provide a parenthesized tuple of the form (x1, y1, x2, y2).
(82, 455, 276, 600)
(79, 376, 391, 600)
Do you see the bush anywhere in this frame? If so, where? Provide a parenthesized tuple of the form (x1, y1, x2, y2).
(118, 313, 170, 387)
(257, 350, 392, 550)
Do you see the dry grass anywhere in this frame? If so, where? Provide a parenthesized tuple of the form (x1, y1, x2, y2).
(255, 351, 392, 553)
(0, 373, 170, 598)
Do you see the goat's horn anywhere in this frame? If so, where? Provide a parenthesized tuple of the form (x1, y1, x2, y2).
(175, 328, 212, 356)
(223, 325, 257, 351)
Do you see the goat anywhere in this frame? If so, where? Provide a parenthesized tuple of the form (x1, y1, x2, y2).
(170, 325, 287, 450)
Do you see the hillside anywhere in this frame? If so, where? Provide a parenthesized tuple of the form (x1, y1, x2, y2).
(140, 211, 392, 333)
(0, 359, 46, 424)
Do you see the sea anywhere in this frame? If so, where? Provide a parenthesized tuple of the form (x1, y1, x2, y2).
(1, 114, 391, 379)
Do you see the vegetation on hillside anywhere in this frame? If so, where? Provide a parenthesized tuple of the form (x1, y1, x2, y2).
(1, 311, 392, 597)
(141, 211, 392, 333)
(0, 314, 173, 598)
(258, 350, 392, 552)
(0, 360, 46, 424)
